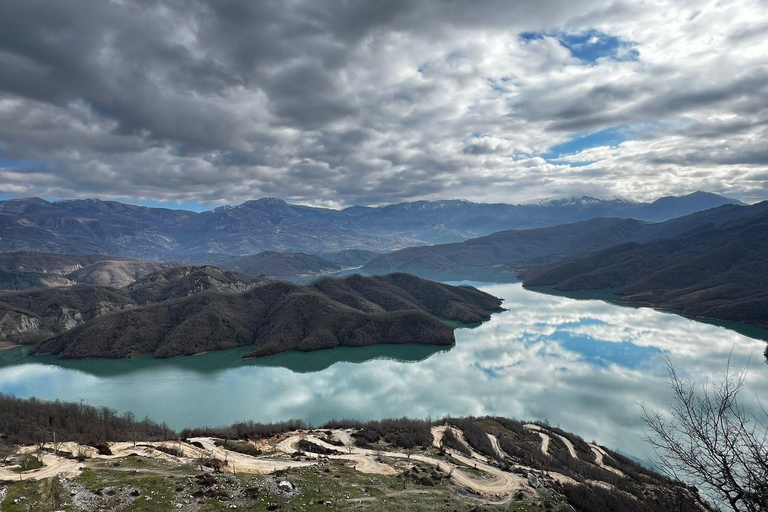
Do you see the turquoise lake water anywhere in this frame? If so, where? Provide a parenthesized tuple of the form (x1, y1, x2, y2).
(1, 281, 766, 462)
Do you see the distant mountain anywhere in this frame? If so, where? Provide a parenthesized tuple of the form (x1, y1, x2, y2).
(217, 251, 342, 277)
(522, 203, 768, 329)
(633, 191, 745, 222)
(364, 202, 768, 272)
(0, 251, 176, 289)
(30, 273, 503, 359)
(317, 250, 382, 268)
(0, 193, 743, 259)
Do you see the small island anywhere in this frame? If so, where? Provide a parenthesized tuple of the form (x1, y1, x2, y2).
(21, 270, 503, 359)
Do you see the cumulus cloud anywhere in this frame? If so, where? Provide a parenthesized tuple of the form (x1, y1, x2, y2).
(0, 0, 766, 206)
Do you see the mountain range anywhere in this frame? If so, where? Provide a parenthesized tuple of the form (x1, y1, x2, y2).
(0, 192, 741, 260)
(364, 201, 768, 272)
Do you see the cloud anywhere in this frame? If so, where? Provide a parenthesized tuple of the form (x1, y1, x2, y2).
(0, 0, 766, 206)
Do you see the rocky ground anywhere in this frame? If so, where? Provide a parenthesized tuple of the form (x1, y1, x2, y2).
(0, 424, 709, 512)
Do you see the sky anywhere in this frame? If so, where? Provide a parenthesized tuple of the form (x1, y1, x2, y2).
(0, 0, 767, 209)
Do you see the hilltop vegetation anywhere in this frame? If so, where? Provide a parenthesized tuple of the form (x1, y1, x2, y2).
(0, 393, 174, 447)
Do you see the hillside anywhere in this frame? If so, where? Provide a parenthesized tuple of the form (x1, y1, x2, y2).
(125, 265, 273, 304)
(0, 285, 136, 343)
(217, 251, 342, 277)
(0, 394, 708, 512)
(0, 193, 742, 259)
(523, 207, 768, 329)
(317, 249, 382, 267)
(365, 202, 768, 272)
(0, 251, 176, 289)
(30, 273, 502, 359)
(0, 266, 273, 344)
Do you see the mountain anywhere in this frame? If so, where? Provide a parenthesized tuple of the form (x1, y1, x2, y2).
(364, 202, 768, 272)
(633, 191, 745, 222)
(216, 251, 342, 277)
(0, 193, 743, 259)
(125, 266, 274, 304)
(0, 251, 176, 289)
(30, 273, 503, 359)
(317, 249, 382, 267)
(522, 203, 768, 329)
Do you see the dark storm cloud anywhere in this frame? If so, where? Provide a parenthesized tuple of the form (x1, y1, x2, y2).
(0, 0, 766, 206)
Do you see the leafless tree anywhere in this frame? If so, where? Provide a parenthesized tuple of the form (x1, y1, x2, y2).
(643, 356, 768, 512)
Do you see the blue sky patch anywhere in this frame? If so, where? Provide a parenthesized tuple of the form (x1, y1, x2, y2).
(558, 30, 639, 63)
(543, 126, 629, 159)
(520, 29, 639, 64)
(127, 199, 211, 212)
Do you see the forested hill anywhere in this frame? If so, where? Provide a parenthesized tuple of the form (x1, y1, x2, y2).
(523, 203, 768, 330)
(30, 273, 503, 359)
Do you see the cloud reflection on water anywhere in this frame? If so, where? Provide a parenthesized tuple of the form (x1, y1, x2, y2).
(0, 282, 765, 461)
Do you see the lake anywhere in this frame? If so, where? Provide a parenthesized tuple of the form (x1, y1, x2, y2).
(1, 281, 766, 463)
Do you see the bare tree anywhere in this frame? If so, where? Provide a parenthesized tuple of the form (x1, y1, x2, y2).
(643, 356, 768, 512)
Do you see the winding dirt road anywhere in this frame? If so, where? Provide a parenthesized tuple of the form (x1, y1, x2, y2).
(0, 424, 628, 504)
(525, 424, 551, 456)
(589, 444, 625, 477)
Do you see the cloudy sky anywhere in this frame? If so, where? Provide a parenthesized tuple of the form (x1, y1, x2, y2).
(0, 0, 767, 209)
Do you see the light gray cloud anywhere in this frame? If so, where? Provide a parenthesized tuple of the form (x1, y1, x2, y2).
(0, 0, 766, 206)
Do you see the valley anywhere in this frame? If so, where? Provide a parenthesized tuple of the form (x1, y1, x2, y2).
(0, 194, 766, 511)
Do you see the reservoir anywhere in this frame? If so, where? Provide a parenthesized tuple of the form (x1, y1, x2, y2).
(1, 281, 766, 462)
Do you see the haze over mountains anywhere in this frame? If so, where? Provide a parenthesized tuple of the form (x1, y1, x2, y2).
(365, 201, 768, 271)
(0, 192, 741, 260)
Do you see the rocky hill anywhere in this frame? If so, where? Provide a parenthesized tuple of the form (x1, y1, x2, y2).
(31, 273, 503, 359)
(0, 251, 176, 289)
(0, 285, 135, 343)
